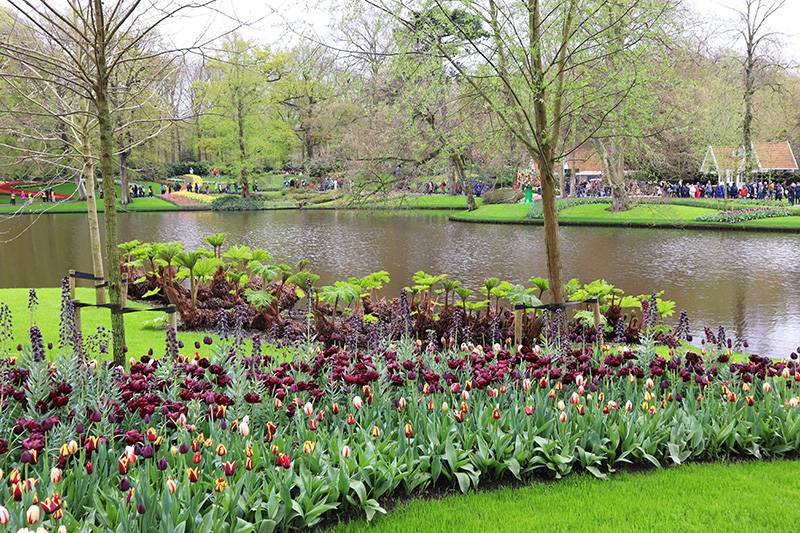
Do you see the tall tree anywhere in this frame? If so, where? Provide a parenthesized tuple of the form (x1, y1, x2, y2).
(732, 0, 787, 172)
(196, 34, 287, 195)
(369, 0, 680, 303)
(0, 0, 216, 364)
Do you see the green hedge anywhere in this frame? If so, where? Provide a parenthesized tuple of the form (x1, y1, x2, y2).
(210, 194, 265, 211)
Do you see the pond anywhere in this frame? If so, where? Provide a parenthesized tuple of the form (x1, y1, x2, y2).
(1, 209, 797, 358)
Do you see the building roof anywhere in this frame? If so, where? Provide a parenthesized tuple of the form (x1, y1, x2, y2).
(563, 147, 604, 176)
(701, 142, 798, 173)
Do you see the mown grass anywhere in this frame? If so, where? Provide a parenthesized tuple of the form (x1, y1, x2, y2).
(329, 459, 800, 533)
(319, 193, 483, 210)
(0, 287, 208, 359)
(450, 201, 800, 230)
(558, 203, 716, 224)
(448, 204, 531, 220)
(0, 196, 180, 214)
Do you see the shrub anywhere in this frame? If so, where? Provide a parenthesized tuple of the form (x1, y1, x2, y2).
(527, 198, 611, 219)
(482, 188, 524, 204)
(211, 194, 265, 211)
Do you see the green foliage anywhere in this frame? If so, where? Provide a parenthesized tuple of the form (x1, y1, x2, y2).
(164, 161, 213, 177)
(482, 188, 524, 205)
(211, 195, 265, 212)
(526, 198, 611, 219)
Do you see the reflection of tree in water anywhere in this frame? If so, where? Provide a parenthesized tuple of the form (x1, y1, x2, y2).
(732, 280, 747, 349)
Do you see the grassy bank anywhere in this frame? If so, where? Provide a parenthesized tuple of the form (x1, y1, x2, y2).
(0, 196, 181, 214)
(450, 201, 800, 230)
(330, 459, 800, 532)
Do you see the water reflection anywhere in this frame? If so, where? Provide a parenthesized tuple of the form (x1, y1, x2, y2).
(0, 210, 798, 358)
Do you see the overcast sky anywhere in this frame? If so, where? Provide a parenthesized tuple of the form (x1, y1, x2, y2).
(688, 0, 799, 63)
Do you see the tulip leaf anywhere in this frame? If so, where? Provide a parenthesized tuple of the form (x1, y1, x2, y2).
(455, 472, 471, 493)
(585, 465, 608, 480)
(351, 480, 367, 505)
(506, 457, 521, 479)
(444, 438, 458, 474)
(338, 468, 350, 497)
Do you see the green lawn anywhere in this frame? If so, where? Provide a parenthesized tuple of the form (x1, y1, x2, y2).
(0, 196, 180, 214)
(329, 459, 800, 532)
(448, 204, 531, 221)
(558, 203, 716, 224)
(321, 193, 483, 210)
(738, 215, 800, 228)
(449, 201, 800, 230)
(0, 287, 208, 359)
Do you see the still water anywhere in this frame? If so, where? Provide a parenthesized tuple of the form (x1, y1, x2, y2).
(1, 209, 798, 358)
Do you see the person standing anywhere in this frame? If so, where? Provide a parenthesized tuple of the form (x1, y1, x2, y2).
(10, 191, 15, 205)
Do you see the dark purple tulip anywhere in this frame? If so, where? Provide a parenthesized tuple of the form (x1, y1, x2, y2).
(20, 450, 33, 464)
(179, 443, 189, 454)
(157, 458, 168, 471)
(148, 348, 154, 356)
(47, 343, 53, 350)
(178, 341, 184, 348)
(141, 445, 154, 459)
(16, 344, 22, 351)
(120, 478, 130, 491)
(743, 341, 748, 348)
(138, 504, 146, 515)
(108, 414, 116, 424)
(143, 414, 150, 424)
(195, 341, 201, 349)
(123, 346, 128, 353)
(76, 422, 84, 434)
(203, 336, 213, 345)
(220, 420, 227, 430)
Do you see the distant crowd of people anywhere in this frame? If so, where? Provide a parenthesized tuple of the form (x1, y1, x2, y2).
(666, 180, 800, 204)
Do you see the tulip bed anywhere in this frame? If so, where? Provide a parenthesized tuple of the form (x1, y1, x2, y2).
(695, 206, 793, 223)
(2, 291, 800, 532)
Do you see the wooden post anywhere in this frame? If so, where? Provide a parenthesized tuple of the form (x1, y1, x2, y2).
(592, 301, 601, 334)
(69, 269, 76, 300)
(514, 307, 523, 348)
(121, 273, 128, 307)
(95, 277, 107, 306)
(168, 310, 178, 331)
(73, 300, 81, 333)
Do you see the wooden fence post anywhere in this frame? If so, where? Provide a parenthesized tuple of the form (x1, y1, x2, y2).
(69, 270, 76, 300)
(168, 310, 178, 331)
(121, 273, 128, 307)
(68, 270, 81, 333)
(514, 307, 523, 348)
(593, 301, 601, 332)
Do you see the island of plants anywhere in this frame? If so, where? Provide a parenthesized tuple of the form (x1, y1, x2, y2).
(1, 243, 800, 531)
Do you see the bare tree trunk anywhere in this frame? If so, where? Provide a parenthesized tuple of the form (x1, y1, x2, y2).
(451, 153, 477, 210)
(594, 138, 630, 212)
(119, 147, 131, 205)
(237, 101, 249, 197)
(79, 104, 105, 305)
(93, 0, 125, 366)
(536, 149, 564, 305)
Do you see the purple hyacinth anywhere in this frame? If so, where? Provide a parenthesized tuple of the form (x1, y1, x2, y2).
(58, 277, 83, 358)
(216, 309, 229, 341)
(29, 325, 45, 363)
(165, 326, 179, 359)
